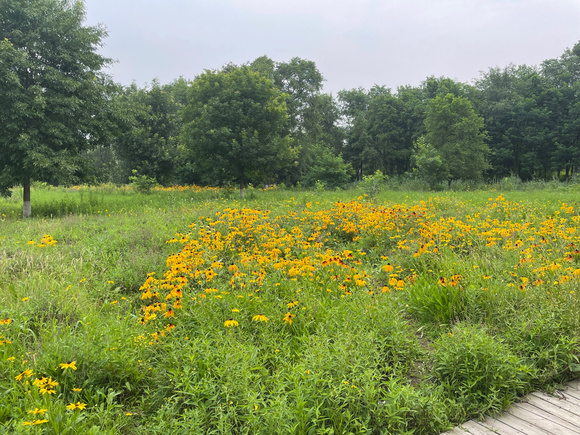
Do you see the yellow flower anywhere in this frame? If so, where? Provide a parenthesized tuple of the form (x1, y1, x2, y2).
(382, 264, 394, 273)
(72, 388, 82, 392)
(22, 419, 48, 426)
(252, 314, 268, 323)
(224, 319, 239, 328)
(15, 369, 33, 381)
(287, 301, 299, 309)
(67, 402, 87, 411)
(231, 308, 240, 313)
(27, 408, 47, 415)
(59, 361, 77, 370)
(283, 312, 295, 325)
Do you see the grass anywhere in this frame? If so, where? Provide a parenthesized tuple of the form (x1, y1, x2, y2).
(0, 184, 579, 433)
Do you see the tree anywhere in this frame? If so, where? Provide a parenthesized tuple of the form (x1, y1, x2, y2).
(113, 80, 183, 185)
(411, 136, 446, 189)
(338, 87, 371, 180)
(302, 144, 353, 189)
(542, 42, 580, 180)
(265, 56, 328, 185)
(424, 93, 489, 187)
(0, 0, 113, 217)
(475, 65, 552, 180)
(182, 65, 293, 197)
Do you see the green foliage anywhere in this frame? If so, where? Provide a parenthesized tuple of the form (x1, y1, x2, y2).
(303, 145, 353, 189)
(425, 93, 489, 185)
(3, 186, 580, 433)
(128, 171, 157, 194)
(357, 170, 387, 199)
(405, 277, 466, 325)
(182, 64, 294, 194)
(113, 81, 184, 184)
(411, 136, 447, 189)
(0, 0, 115, 203)
(432, 323, 530, 419)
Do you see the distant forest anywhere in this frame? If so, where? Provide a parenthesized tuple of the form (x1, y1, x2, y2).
(87, 41, 579, 190)
(3, 1, 579, 191)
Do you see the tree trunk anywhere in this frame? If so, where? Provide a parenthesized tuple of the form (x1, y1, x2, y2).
(23, 179, 31, 218)
(239, 170, 245, 199)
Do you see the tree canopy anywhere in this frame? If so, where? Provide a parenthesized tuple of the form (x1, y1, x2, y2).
(0, 0, 114, 216)
(182, 64, 294, 197)
(423, 93, 489, 186)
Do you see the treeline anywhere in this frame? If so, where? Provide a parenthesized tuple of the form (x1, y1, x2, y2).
(89, 42, 580, 190)
(2, 0, 579, 197)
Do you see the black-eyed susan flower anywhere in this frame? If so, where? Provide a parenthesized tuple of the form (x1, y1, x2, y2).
(224, 319, 239, 328)
(66, 402, 87, 411)
(287, 301, 298, 309)
(22, 419, 48, 426)
(283, 313, 295, 325)
(59, 361, 77, 370)
(382, 264, 394, 273)
(27, 408, 47, 415)
(15, 369, 33, 381)
(252, 314, 268, 323)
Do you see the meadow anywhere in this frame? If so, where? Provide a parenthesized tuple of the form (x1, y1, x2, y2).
(0, 184, 579, 434)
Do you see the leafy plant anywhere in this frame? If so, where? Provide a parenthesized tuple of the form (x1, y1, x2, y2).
(357, 169, 387, 199)
(129, 170, 158, 194)
(431, 323, 530, 419)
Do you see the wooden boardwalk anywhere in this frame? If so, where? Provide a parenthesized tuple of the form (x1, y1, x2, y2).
(443, 379, 580, 435)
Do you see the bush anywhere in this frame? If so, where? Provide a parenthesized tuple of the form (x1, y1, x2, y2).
(129, 170, 157, 194)
(357, 170, 387, 199)
(431, 323, 530, 419)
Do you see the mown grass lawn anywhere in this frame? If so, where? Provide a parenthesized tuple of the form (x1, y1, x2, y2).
(1, 185, 579, 434)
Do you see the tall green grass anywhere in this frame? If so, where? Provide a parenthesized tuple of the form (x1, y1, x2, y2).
(0, 185, 578, 433)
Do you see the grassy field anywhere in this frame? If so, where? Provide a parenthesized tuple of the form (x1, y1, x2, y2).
(1, 184, 579, 434)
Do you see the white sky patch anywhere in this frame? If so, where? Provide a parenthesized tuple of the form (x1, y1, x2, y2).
(84, 0, 580, 94)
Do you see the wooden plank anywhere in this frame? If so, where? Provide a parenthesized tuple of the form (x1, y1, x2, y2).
(459, 420, 499, 434)
(563, 390, 580, 406)
(440, 428, 470, 435)
(507, 403, 580, 434)
(535, 390, 580, 407)
(563, 388, 580, 402)
(515, 401, 580, 431)
(440, 380, 580, 435)
(526, 393, 580, 419)
(483, 413, 548, 435)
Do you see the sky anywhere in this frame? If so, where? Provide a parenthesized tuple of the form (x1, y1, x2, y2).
(83, 0, 580, 95)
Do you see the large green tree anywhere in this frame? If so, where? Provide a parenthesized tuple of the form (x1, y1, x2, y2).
(182, 65, 293, 197)
(542, 42, 580, 180)
(423, 93, 489, 187)
(113, 80, 184, 185)
(475, 65, 552, 180)
(0, 0, 114, 217)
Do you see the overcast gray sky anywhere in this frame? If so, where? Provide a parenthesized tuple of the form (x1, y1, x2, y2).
(83, 0, 580, 95)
